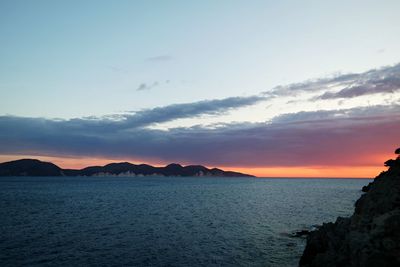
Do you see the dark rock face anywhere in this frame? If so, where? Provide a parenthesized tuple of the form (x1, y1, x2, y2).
(290, 230, 311, 238)
(300, 150, 400, 267)
(361, 182, 372, 192)
(0, 159, 254, 177)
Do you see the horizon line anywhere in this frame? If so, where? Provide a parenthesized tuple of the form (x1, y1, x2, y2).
(0, 155, 386, 179)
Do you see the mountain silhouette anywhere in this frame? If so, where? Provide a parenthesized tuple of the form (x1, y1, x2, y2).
(0, 159, 254, 177)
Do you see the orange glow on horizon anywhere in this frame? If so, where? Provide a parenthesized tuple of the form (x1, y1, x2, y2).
(0, 154, 388, 178)
(224, 166, 383, 178)
(220, 152, 392, 178)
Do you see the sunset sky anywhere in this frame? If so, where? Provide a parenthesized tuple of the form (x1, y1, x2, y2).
(0, 0, 399, 177)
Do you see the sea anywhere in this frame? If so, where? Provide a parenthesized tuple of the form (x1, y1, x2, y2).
(0, 176, 370, 267)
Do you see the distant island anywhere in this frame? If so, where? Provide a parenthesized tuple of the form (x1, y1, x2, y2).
(0, 159, 254, 177)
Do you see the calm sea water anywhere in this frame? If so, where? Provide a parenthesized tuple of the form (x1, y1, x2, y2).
(0, 176, 369, 267)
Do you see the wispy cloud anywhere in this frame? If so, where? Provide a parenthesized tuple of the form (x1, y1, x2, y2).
(107, 65, 127, 73)
(122, 95, 266, 127)
(266, 63, 400, 100)
(136, 80, 173, 91)
(145, 55, 173, 62)
(269, 104, 400, 124)
(318, 75, 400, 99)
(136, 82, 160, 91)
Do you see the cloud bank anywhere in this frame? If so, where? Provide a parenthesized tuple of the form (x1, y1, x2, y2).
(0, 104, 398, 167)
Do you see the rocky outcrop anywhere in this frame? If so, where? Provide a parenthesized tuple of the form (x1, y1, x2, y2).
(0, 159, 254, 177)
(300, 149, 400, 267)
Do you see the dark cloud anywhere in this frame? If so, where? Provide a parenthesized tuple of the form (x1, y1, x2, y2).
(0, 104, 398, 168)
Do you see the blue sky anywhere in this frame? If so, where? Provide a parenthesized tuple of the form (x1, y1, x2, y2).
(1, 0, 399, 118)
(0, 1, 399, 176)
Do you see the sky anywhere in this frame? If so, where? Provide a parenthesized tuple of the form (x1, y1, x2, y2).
(0, 0, 399, 177)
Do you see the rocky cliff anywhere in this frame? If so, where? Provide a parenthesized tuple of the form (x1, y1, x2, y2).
(300, 149, 400, 267)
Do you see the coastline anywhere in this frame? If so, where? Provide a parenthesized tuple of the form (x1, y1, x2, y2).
(299, 149, 400, 266)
